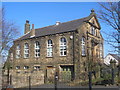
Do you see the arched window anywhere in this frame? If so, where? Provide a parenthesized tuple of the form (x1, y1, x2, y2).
(10, 53, 13, 60)
(24, 43, 29, 58)
(47, 39, 53, 57)
(35, 41, 40, 57)
(91, 26, 95, 35)
(100, 43, 103, 58)
(16, 45, 20, 58)
(81, 37, 86, 56)
(60, 37, 67, 56)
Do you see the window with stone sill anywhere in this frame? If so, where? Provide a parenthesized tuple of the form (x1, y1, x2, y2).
(35, 41, 40, 57)
(47, 39, 53, 57)
(24, 66, 29, 69)
(16, 66, 20, 69)
(10, 53, 13, 60)
(16, 45, 20, 59)
(81, 37, 86, 56)
(34, 66, 40, 70)
(24, 43, 29, 58)
(91, 26, 96, 35)
(100, 44, 103, 58)
(60, 37, 67, 56)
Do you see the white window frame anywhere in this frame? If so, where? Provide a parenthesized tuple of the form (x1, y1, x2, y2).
(24, 66, 29, 69)
(60, 37, 67, 56)
(10, 53, 13, 60)
(16, 45, 20, 59)
(81, 37, 86, 56)
(100, 43, 103, 58)
(47, 39, 53, 57)
(16, 66, 20, 69)
(35, 41, 40, 57)
(34, 66, 40, 70)
(24, 43, 29, 58)
(91, 26, 95, 35)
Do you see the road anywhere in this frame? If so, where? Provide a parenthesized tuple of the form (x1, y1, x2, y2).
(4, 83, 120, 90)
(29, 83, 120, 90)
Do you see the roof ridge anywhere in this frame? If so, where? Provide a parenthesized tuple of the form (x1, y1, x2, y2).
(35, 16, 88, 30)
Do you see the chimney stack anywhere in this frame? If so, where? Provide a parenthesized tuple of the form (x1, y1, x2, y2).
(56, 21, 60, 25)
(32, 24, 34, 29)
(24, 20, 30, 34)
(30, 24, 35, 37)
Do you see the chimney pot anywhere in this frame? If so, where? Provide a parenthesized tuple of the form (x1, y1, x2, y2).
(26, 20, 29, 23)
(56, 21, 60, 25)
(32, 24, 34, 29)
(24, 20, 30, 34)
(30, 24, 35, 37)
(91, 9, 95, 13)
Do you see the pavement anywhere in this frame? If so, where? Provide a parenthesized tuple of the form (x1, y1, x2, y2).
(3, 83, 120, 90)
(29, 83, 120, 90)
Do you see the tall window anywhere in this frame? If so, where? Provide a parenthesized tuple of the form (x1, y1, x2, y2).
(81, 37, 86, 56)
(91, 26, 95, 35)
(100, 43, 103, 58)
(60, 37, 67, 56)
(35, 41, 40, 57)
(10, 53, 13, 61)
(16, 45, 20, 58)
(47, 39, 53, 57)
(24, 43, 29, 58)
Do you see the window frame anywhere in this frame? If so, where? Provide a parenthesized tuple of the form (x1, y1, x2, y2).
(10, 52, 13, 60)
(81, 37, 86, 56)
(16, 66, 20, 69)
(34, 41, 40, 58)
(91, 26, 96, 35)
(16, 45, 20, 59)
(100, 43, 103, 58)
(47, 39, 53, 57)
(24, 66, 29, 69)
(33, 66, 40, 70)
(24, 43, 29, 58)
(60, 37, 67, 56)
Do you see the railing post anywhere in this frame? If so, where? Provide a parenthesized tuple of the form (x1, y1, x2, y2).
(88, 72, 92, 90)
(29, 76, 31, 90)
(10, 75, 12, 85)
(55, 72, 58, 90)
(111, 68, 115, 85)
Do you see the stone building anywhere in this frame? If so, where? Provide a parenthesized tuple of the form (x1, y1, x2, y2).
(5, 10, 104, 87)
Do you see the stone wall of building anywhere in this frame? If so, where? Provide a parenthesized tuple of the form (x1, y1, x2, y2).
(4, 15, 104, 87)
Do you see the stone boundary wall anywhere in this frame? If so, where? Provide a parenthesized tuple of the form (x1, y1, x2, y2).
(12, 71, 44, 88)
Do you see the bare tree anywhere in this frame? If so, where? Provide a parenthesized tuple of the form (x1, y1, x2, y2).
(97, 2, 120, 54)
(97, 2, 120, 82)
(0, 7, 20, 63)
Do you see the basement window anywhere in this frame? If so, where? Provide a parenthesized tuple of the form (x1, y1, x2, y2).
(16, 66, 20, 69)
(24, 66, 29, 69)
(34, 66, 40, 70)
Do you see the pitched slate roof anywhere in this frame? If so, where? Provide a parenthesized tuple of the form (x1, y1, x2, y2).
(109, 54, 120, 60)
(15, 10, 98, 41)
